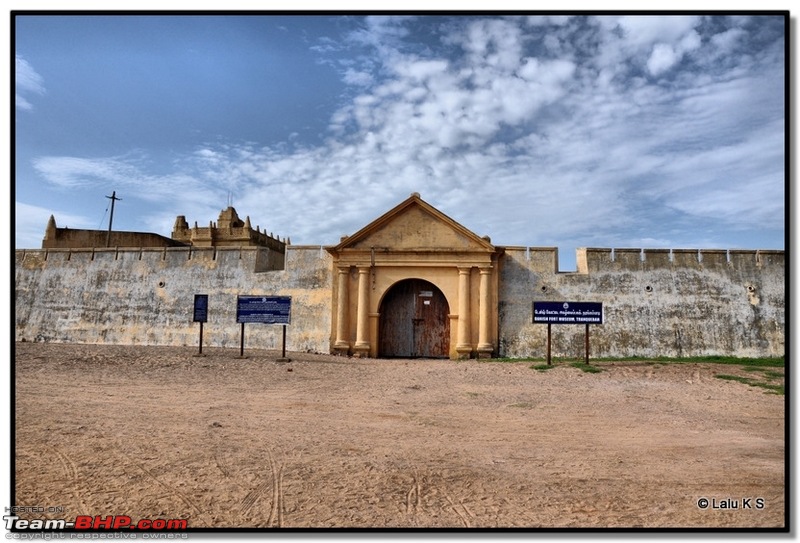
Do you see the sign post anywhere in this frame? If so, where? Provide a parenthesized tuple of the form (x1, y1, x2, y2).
(585, 323, 590, 365)
(236, 295, 292, 361)
(533, 301, 604, 365)
(193, 294, 209, 356)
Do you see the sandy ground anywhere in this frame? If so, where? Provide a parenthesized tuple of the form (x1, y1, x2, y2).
(13, 342, 785, 530)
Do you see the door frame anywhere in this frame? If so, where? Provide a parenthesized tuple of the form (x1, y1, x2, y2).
(377, 278, 451, 358)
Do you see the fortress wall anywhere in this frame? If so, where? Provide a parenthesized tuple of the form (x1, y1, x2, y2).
(15, 246, 332, 353)
(499, 247, 784, 359)
(642, 249, 672, 269)
(15, 244, 784, 359)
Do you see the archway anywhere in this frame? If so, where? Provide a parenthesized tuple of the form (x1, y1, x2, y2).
(379, 279, 450, 358)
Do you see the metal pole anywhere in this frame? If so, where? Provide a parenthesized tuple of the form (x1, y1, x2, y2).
(547, 323, 552, 365)
(281, 324, 287, 359)
(585, 323, 590, 365)
(240, 322, 245, 357)
(198, 322, 204, 355)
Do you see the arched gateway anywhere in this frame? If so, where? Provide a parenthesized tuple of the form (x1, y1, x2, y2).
(327, 193, 501, 360)
(379, 279, 450, 358)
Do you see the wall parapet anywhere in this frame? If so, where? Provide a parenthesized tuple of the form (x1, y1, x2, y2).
(15, 245, 333, 351)
(499, 246, 784, 359)
(576, 247, 784, 274)
(16, 245, 286, 272)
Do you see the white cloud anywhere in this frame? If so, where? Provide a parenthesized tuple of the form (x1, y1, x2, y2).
(647, 43, 680, 76)
(32, 156, 138, 188)
(343, 68, 374, 87)
(616, 15, 701, 49)
(15, 202, 94, 248)
(15, 55, 45, 111)
(711, 27, 747, 53)
(22, 15, 785, 260)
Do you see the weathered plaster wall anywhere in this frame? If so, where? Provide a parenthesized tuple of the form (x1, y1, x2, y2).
(15, 246, 332, 352)
(15, 245, 784, 358)
(498, 247, 785, 359)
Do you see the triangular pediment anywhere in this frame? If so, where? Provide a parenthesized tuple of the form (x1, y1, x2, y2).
(331, 194, 495, 253)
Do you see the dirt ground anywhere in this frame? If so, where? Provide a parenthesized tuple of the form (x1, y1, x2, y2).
(13, 342, 786, 530)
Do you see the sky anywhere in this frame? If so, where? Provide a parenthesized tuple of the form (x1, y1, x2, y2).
(13, 13, 786, 270)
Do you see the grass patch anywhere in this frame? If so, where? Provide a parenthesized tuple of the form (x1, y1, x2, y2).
(715, 374, 784, 395)
(715, 374, 752, 385)
(570, 362, 603, 373)
(754, 383, 785, 395)
(489, 355, 783, 368)
(701, 356, 784, 368)
(490, 355, 784, 394)
(509, 402, 535, 409)
(588, 355, 784, 367)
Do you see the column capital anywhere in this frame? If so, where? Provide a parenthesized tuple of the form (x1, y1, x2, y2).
(457, 266, 473, 275)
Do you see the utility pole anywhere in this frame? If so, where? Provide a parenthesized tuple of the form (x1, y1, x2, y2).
(105, 191, 121, 247)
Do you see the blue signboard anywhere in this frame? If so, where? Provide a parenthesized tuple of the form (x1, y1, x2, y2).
(236, 295, 292, 324)
(533, 301, 603, 324)
(193, 294, 209, 323)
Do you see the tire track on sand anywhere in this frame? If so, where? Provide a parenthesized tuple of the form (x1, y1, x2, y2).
(266, 450, 285, 528)
(115, 449, 206, 521)
(51, 446, 90, 513)
(240, 481, 271, 515)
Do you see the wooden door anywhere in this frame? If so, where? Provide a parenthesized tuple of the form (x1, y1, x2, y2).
(379, 279, 450, 358)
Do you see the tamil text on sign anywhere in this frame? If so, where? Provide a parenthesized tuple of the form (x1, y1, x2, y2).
(533, 301, 603, 324)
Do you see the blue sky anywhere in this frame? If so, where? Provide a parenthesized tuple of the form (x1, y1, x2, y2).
(13, 13, 786, 270)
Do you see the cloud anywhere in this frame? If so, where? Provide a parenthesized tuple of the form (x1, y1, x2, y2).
(15, 202, 94, 248)
(32, 156, 142, 188)
(616, 15, 701, 49)
(23, 15, 785, 259)
(15, 55, 45, 111)
(343, 68, 374, 87)
(710, 27, 747, 53)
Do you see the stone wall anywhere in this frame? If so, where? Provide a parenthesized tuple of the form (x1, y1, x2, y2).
(498, 247, 785, 359)
(15, 246, 331, 353)
(14, 245, 784, 358)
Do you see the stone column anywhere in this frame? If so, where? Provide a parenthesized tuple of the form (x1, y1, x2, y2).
(477, 267, 493, 358)
(353, 266, 371, 357)
(456, 267, 472, 359)
(334, 266, 350, 354)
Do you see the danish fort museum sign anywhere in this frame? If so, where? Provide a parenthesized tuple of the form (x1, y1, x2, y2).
(236, 295, 292, 324)
(533, 301, 604, 325)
